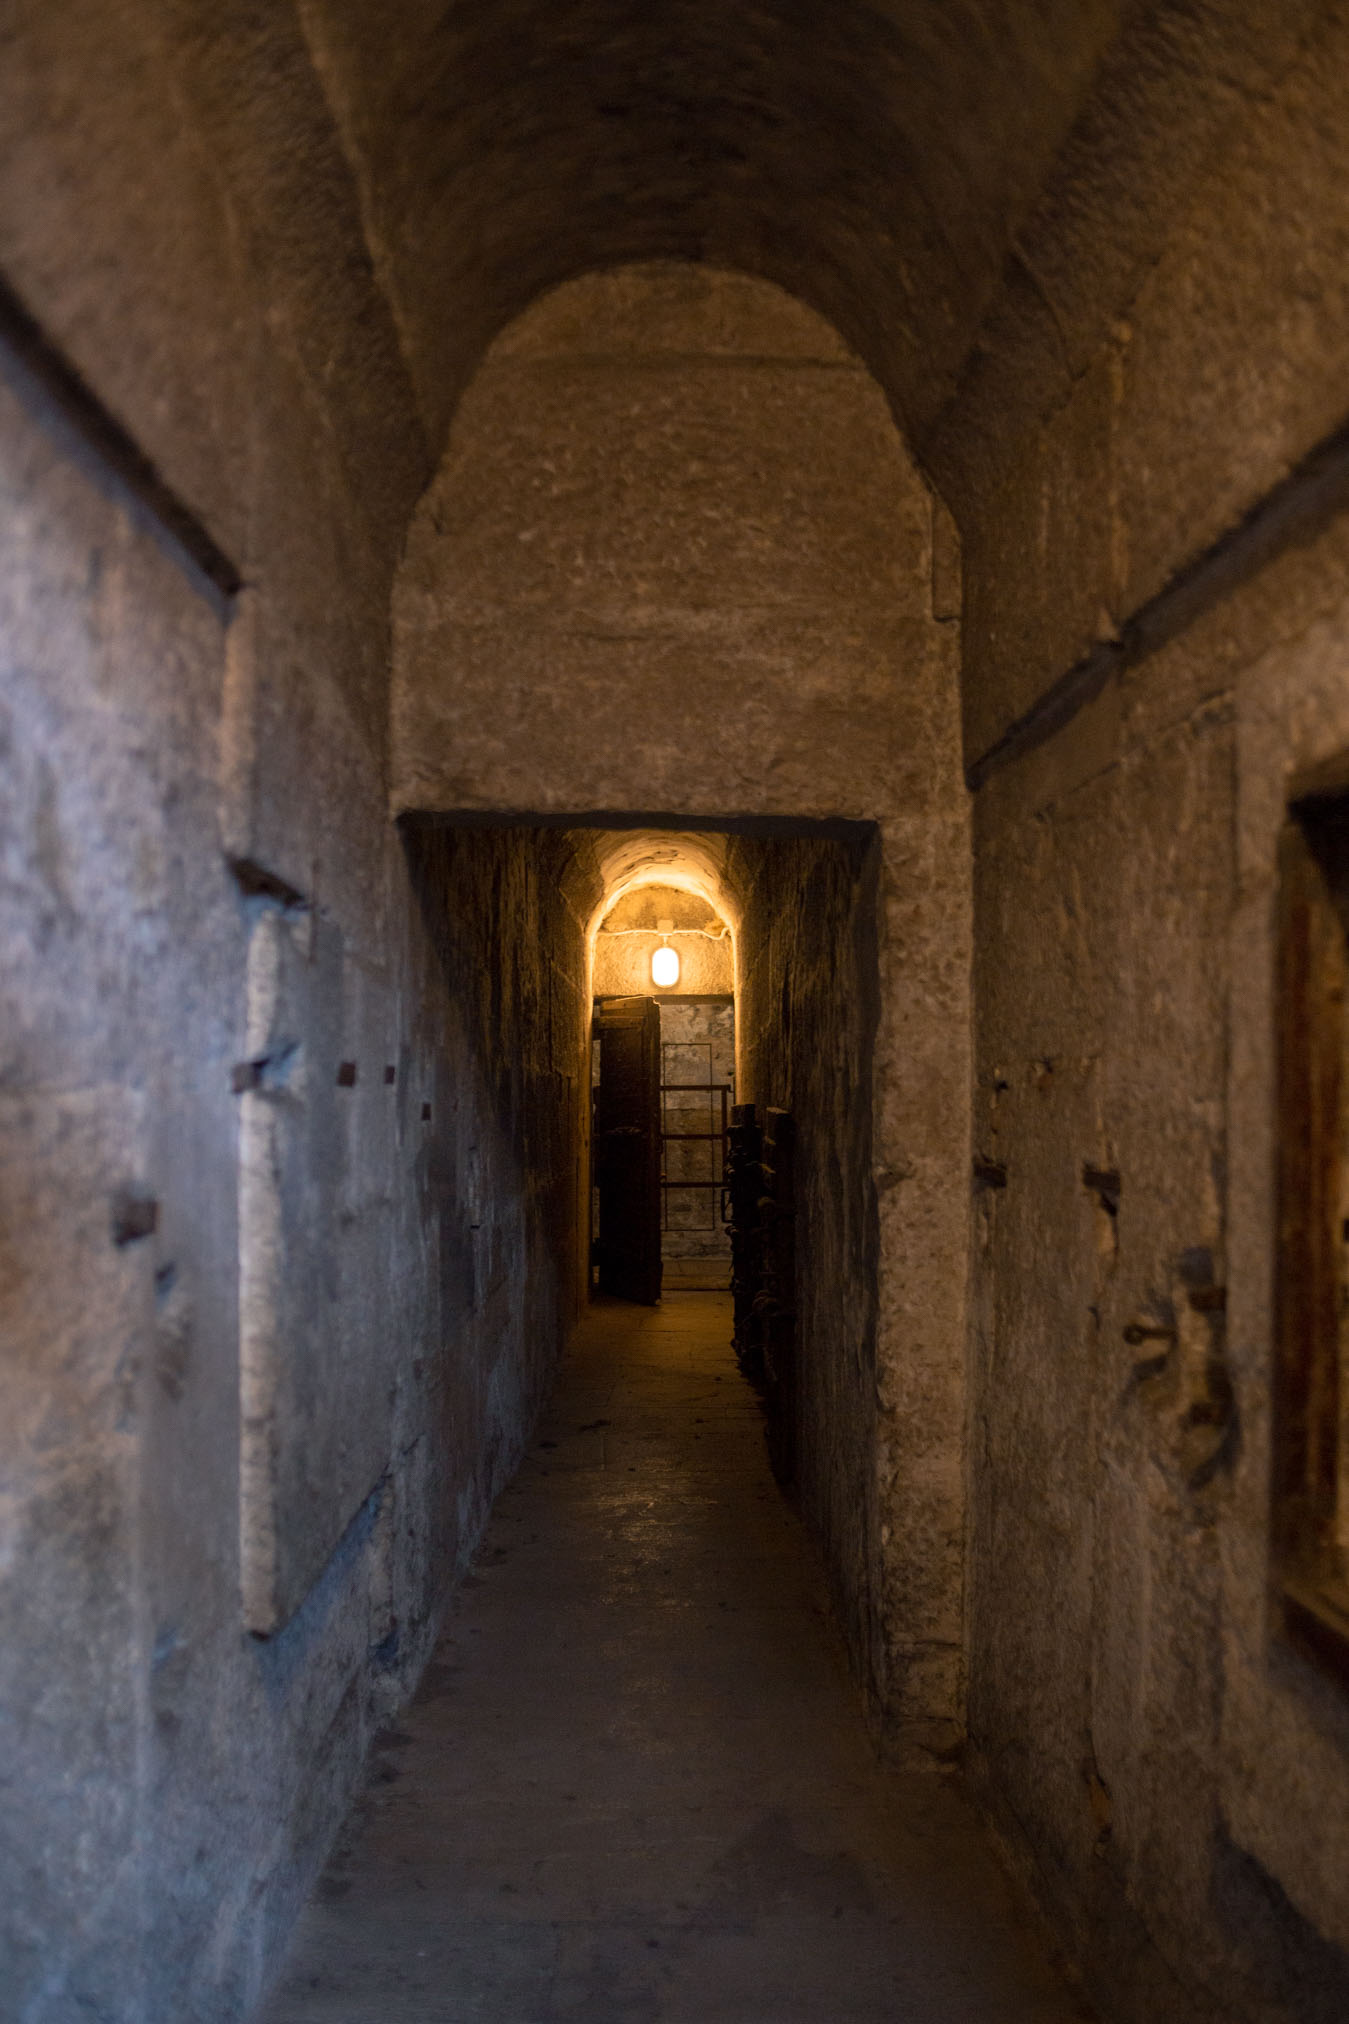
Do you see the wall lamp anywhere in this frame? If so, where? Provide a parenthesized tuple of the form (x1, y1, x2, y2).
(651, 919, 680, 988)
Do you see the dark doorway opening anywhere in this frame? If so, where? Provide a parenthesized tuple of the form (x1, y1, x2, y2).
(592, 995, 663, 1304)
(592, 993, 736, 1302)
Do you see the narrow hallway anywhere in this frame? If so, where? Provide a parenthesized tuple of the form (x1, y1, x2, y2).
(263, 1297, 1087, 2023)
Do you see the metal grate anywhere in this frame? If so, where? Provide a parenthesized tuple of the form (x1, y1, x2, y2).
(660, 1039, 731, 1230)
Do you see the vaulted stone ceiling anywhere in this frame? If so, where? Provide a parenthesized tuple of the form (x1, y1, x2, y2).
(2, 0, 1299, 574)
(296, 0, 1128, 452)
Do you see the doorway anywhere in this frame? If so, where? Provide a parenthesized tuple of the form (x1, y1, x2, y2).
(590, 880, 736, 1302)
(658, 997, 734, 1292)
(591, 995, 663, 1303)
(591, 993, 736, 1302)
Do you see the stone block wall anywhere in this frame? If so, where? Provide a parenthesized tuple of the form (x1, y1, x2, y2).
(0, 16, 585, 2015)
(934, 11, 1349, 2012)
(730, 828, 885, 1708)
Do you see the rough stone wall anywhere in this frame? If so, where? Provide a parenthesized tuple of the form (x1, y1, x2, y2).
(730, 830, 886, 1710)
(0, 13, 578, 2016)
(927, 0, 1338, 745)
(402, 821, 591, 1510)
(949, 15, 1349, 2016)
(394, 265, 971, 1748)
(392, 263, 956, 828)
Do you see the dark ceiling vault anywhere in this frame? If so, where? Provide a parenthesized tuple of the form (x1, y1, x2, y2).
(293, 0, 1311, 511)
(296, 0, 1127, 450)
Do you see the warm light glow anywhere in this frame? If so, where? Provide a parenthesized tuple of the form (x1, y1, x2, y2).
(651, 942, 680, 988)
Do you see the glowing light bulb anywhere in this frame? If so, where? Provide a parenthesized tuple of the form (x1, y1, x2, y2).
(651, 942, 680, 988)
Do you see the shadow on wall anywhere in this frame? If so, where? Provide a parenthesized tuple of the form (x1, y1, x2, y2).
(727, 824, 885, 1705)
(401, 819, 590, 1357)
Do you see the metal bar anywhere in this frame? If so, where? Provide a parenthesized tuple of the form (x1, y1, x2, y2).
(660, 1083, 733, 1093)
(659, 1180, 726, 1190)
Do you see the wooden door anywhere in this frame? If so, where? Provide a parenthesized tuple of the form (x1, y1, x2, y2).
(594, 997, 663, 1304)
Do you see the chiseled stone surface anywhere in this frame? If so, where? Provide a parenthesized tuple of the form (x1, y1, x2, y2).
(938, 9, 1349, 2008)
(0, 23, 440, 2009)
(393, 265, 954, 830)
(261, 1296, 1089, 2024)
(0, 295, 586, 2010)
(964, 443, 1349, 2024)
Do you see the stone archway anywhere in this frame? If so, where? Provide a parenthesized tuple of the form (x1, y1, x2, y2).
(393, 261, 971, 1749)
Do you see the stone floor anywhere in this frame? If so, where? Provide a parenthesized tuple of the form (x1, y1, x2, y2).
(261, 1294, 1092, 2023)
(658, 1254, 732, 1292)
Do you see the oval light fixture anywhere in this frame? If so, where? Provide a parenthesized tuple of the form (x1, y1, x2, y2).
(651, 941, 680, 989)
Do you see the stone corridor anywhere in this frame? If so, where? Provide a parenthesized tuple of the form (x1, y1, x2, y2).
(262, 1297, 1087, 2024)
(11, 9, 1349, 2015)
